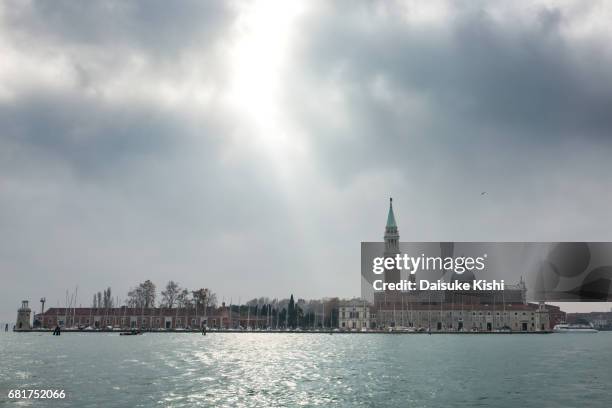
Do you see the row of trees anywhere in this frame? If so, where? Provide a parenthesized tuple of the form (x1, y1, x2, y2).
(157, 281, 217, 310)
(91, 281, 217, 310)
(88, 284, 338, 327)
(225, 294, 339, 329)
(92, 287, 113, 309)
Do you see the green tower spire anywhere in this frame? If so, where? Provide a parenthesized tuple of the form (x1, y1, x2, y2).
(386, 197, 397, 228)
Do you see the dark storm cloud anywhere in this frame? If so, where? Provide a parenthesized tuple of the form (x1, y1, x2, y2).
(304, 2, 612, 135)
(0, 91, 184, 178)
(2, 0, 235, 57)
(285, 0, 612, 181)
(0, 0, 241, 179)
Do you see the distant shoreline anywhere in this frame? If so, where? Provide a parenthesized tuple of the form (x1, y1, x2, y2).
(11, 329, 554, 334)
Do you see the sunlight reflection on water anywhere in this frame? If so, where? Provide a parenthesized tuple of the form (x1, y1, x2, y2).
(1, 332, 611, 407)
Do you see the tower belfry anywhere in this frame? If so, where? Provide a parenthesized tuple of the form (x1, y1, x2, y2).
(383, 198, 401, 286)
(384, 197, 399, 256)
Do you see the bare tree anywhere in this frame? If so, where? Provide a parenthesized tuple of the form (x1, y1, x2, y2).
(161, 281, 181, 308)
(127, 280, 157, 308)
(127, 286, 142, 308)
(142, 280, 156, 308)
(103, 287, 113, 309)
(192, 288, 217, 311)
(176, 289, 191, 309)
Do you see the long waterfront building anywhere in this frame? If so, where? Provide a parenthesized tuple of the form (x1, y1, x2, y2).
(33, 305, 273, 330)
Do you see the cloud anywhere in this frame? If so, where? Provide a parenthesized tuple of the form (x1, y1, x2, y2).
(285, 0, 612, 171)
(2, 0, 234, 54)
(277, 1, 612, 241)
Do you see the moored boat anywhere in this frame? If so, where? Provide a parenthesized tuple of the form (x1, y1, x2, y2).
(553, 323, 598, 333)
(119, 329, 142, 336)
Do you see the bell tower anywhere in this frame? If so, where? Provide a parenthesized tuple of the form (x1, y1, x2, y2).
(384, 198, 401, 286)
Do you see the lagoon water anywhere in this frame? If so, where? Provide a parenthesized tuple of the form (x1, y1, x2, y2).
(1, 332, 611, 407)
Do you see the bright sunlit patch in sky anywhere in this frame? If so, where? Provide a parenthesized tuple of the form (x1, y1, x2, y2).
(225, 0, 307, 181)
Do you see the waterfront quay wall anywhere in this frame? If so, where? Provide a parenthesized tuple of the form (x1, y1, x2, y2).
(13, 328, 553, 334)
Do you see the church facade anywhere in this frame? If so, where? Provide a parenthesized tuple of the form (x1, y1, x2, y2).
(371, 199, 553, 332)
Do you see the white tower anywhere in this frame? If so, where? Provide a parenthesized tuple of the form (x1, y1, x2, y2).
(15, 300, 32, 331)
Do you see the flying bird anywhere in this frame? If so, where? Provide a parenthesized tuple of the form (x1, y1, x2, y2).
(481, 191, 487, 195)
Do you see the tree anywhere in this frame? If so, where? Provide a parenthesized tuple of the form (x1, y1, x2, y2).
(127, 286, 142, 308)
(142, 280, 156, 308)
(304, 311, 315, 328)
(192, 288, 217, 311)
(92, 294, 97, 308)
(288, 294, 296, 329)
(323, 297, 340, 328)
(103, 287, 113, 309)
(176, 289, 192, 309)
(161, 281, 181, 308)
(127, 280, 157, 308)
(97, 292, 102, 310)
(296, 305, 304, 328)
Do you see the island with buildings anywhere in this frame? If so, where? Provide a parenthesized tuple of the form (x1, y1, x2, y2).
(13, 199, 577, 334)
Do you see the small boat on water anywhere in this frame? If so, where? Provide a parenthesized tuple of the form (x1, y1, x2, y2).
(553, 323, 598, 333)
(119, 330, 142, 336)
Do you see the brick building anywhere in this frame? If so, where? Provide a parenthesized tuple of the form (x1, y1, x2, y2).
(34, 304, 271, 330)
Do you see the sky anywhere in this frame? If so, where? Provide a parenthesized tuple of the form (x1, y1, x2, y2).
(1, 0, 612, 323)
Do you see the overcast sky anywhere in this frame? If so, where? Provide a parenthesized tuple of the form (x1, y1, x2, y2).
(1, 0, 612, 322)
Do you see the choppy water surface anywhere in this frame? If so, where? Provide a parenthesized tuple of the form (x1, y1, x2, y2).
(1, 332, 611, 407)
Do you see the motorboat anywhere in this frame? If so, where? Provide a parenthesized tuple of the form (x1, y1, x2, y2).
(553, 323, 598, 333)
(119, 330, 142, 336)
